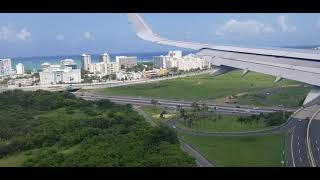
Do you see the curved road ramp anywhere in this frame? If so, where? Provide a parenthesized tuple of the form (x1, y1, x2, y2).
(287, 104, 320, 167)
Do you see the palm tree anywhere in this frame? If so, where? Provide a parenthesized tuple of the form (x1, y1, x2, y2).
(151, 99, 159, 108)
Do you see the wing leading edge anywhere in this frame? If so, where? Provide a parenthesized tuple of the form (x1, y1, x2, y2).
(127, 13, 320, 106)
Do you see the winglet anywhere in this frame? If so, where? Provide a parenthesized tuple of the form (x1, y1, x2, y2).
(127, 13, 202, 49)
(127, 13, 160, 43)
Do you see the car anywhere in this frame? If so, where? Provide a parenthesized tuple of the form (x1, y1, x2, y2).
(172, 125, 176, 129)
(298, 119, 302, 122)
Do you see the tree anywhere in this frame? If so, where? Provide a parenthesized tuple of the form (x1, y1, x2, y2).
(171, 67, 178, 73)
(160, 110, 166, 119)
(151, 99, 159, 108)
(147, 124, 179, 145)
(110, 74, 116, 80)
(201, 103, 208, 112)
(191, 102, 200, 113)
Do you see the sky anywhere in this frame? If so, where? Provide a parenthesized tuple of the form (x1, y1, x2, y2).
(0, 13, 319, 57)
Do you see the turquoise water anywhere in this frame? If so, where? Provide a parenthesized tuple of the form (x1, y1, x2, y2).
(10, 51, 196, 70)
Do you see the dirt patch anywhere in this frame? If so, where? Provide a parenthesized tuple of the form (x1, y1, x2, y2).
(152, 114, 174, 118)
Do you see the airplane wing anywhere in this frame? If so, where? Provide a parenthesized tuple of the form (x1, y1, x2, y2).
(127, 13, 320, 106)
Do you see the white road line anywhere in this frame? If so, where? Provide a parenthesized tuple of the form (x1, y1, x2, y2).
(299, 149, 301, 154)
(317, 147, 319, 152)
(306, 108, 320, 167)
(298, 136, 300, 140)
(316, 140, 318, 145)
(291, 133, 296, 167)
(300, 157, 303, 163)
(298, 142, 300, 146)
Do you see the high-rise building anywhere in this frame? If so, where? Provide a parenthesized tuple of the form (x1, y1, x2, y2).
(153, 55, 171, 69)
(168, 50, 182, 59)
(81, 54, 91, 71)
(39, 62, 81, 85)
(99, 53, 110, 63)
(153, 51, 209, 71)
(116, 56, 137, 69)
(16, 63, 25, 75)
(0, 58, 12, 77)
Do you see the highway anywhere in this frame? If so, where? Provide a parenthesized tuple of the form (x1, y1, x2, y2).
(75, 92, 295, 116)
(286, 105, 320, 167)
(75, 92, 320, 167)
(307, 108, 320, 167)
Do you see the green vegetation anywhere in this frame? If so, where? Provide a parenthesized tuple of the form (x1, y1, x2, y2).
(175, 101, 291, 132)
(0, 149, 39, 167)
(0, 90, 195, 167)
(179, 133, 286, 167)
(126, 62, 154, 72)
(176, 114, 266, 132)
(93, 71, 303, 105)
(235, 86, 310, 108)
(140, 107, 176, 125)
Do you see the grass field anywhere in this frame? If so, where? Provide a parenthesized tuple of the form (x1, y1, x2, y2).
(140, 106, 176, 125)
(93, 71, 305, 107)
(235, 86, 310, 108)
(179, 133, 286, 167)
(0, 149, 39, 167)
(176, 114, 267, 132)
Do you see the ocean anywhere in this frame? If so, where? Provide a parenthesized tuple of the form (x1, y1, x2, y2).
(10, 50, 197, 71)
(9, 46, 318, 71)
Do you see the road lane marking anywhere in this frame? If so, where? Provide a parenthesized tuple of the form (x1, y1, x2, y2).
(298, 136, 300, 140)
(306, 108, 320, 167)
(300, 157, 303, 163)
(299, 149, 301, 154)
(291, 133, 296, 167)
(298, 142, 300, 146)
(317, 147, 319, 152)
(316, 140, 318, 145)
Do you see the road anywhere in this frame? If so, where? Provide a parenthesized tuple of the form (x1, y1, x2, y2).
(76, 93, 296, 116)
(75, 92, 320, 167)
(179, 140, 214, 167)
(286, 105, 320, 167)
(132, 105, 214, 167)
(307, 108, 320, 167)
(132, 106, 157, 127)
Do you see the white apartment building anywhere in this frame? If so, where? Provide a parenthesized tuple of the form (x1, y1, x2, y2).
(153, 51, 210, 71)
(168, 50, 182, 59)
(7, 78, 34, 88)
(116, 56, 137, 69)
(81, 54, 92, 71)
(16, 63, 25, 75)
(153, 55, 171, 69)
(99, 53, 110, 63)
(90, 61, 119, 76)
(39, 62, 81, 85)
(0, 58, 12, 77)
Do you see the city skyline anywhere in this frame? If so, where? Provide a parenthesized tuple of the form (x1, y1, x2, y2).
(0, 13, 320, 57)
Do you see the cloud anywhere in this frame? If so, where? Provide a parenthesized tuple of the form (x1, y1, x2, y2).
(0, 25, 17, 40)
(56, 34, 65, 41)
(215, 19, 274, 36)
(83, 31, 94, 40)
(276, 15, 296, 32)
(17, 28, 31, 41)
(0, 25, 31, 41)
